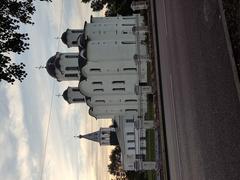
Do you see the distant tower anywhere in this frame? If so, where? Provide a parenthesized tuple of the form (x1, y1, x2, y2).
(75, 127, 119, 146)
(62, 87, 85, 104)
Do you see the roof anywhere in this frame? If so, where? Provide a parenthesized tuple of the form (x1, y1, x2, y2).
(61, 30, 68, 45)
(78, 50, 87, 69)
(46, 55, 57, 78)
(62, 89, 70, 104)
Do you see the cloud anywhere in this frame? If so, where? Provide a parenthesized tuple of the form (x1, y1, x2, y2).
(0, 1, 114, 180)
(0, 84, 34, 180)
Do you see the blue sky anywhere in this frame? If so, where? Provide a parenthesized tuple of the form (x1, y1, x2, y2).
(0, 1, 112, 180)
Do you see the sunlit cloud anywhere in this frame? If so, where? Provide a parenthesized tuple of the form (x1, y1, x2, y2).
(0, 1, 114, 180)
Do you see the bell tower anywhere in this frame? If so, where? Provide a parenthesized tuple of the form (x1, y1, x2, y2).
(75, 127, 119, 146)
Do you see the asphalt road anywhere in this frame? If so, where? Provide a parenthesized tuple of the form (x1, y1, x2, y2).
(150, 0, 240, 179)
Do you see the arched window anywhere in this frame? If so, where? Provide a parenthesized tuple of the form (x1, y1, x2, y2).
(71, 30, 83, 33)
(125, 109, 138, 112)
(72, 41, 77, 45)
(95, 100, 105, 103)
(112, 81, 125, 84)
(93, 89, 104, 92)
(123, 68, 137, 71)
(90, 68, 101, 72)
(122, 17, 136, 20)
(128, 147, 135, 150)
(127, 132, 134, 135)
(125, 99, 137, 102)
(73, 98, 84, 102)
(126, 119, 134, 123)
(65, 55, 78, 58)
(112, 88, 125, 91)
(127, 140, 135, 143)
(92, 81, 103, 85)
(72, 88, 80, 92)
(122, 24, 135, 26)
(66, 67, 79, 71)
(121, 41, 136, 44)
(65, 74, 78, 77)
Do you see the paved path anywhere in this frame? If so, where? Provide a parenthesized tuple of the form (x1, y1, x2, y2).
(150, 0, 240, 179)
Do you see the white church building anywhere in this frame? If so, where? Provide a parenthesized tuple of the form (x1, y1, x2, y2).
(46, 13, 156, 171)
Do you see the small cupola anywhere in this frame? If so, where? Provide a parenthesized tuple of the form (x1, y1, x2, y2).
(61, 29, 84, 48)
(62, 87, 85, 104)
(46, 52, 62, 80)
(46, 52, 81, 82)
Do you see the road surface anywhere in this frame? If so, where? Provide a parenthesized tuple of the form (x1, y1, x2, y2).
(150, 0, 240, 179)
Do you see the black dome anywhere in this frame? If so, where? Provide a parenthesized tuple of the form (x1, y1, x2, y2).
(61, 31, 68, 45)
(80, 75, 87, 82)
(78, 50, 87, 69)
(46, 56, 57, 78)
(62, 89, 70, 103)
(79, 34, 87, 48)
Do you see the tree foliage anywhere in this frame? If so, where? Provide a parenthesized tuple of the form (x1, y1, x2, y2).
(108, 145, 122, 176)
(0, 0, 50, 84)
(81, 0, 133, 16)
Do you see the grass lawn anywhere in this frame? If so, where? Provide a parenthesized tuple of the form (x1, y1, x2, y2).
(144, 96, 157, 180)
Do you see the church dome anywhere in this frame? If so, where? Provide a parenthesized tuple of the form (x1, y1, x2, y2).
(79, 49, 87, 69)
(79, 34, 87, 48)
(62, 89, 70, 103)
(46, 56, 57, 78)
(61, 31, 68, 45)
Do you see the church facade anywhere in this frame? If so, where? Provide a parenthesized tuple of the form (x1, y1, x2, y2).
(46, 13, 156, 171)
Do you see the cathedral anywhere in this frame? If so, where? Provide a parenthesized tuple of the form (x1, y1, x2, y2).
(46, 13, 156, 171)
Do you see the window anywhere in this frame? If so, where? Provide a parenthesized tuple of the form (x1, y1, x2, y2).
(128, 147, 135, 150)
(140, 147, 146, 150)
(127, 140, 135, 143)
(112, 88, 125, 91)
(123, 68, 137, 71)
(72, 41, 77, 45)
(125, 109, 138, 112)
(95, 100, 105, 103)
(73, 98, 84, 102)
(125, 99, 137, 102)
(65, 74, 78, 77)
(93, 89, 104, 92)
(90, 68, 101, 72)
(126, 119, 134, 123)
(65, 55, 78, 58)
(112, 81, 125, 84)
(121, 41, 136, 44)
(71, 30, 83, 33)
(66, 67, 79, 71)
(123, 17, 135, 20)
(92, 81, 103, 85)
(72, 88, 80, 92)
(127, 132, 134, 135)
(122, 24, 135, 26)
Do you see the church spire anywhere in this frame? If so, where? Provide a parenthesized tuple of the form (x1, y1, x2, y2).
(75, 127, 119, 146)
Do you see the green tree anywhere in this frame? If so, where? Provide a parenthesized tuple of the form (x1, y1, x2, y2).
(81, 0, 133, 16)
(108, 145, 122, 176)
(0, 0, 50, 84)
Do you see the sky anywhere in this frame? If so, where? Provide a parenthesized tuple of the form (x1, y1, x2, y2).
(0, 1, 113, 180)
